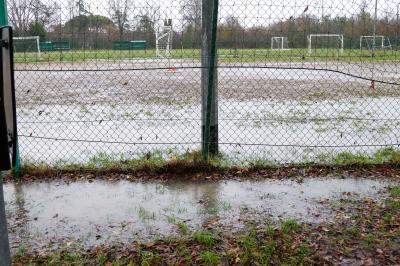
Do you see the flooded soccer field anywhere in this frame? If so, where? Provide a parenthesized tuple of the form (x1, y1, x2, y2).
(14, 60, 400, 165)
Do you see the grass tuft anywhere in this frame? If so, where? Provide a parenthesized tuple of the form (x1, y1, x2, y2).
(281, 219, 300, 234)
(193, 231, 215, 247)
(176, 221, 189, 235)
(201, 251, 220, 266)
(389, 186, 400, 197)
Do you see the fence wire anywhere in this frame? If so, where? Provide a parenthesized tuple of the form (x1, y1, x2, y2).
(9, 0, 400, 166)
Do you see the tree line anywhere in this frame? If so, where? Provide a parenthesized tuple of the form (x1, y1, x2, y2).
(7, 0, 400, 49)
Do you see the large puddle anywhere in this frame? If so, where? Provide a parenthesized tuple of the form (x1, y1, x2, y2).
(4, 177, 397, 250)
(18, 97, 400, 165)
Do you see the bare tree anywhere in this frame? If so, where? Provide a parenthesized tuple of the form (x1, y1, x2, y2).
(8, 0, 35, 34)
(8, 0, 58, 35)
(180, 0, 201, 47)
(134, 5, 160, 47)
(108, 0, 130, 39)
(181, 0, 201, 30)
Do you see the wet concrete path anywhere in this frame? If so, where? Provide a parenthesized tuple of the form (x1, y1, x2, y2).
(4, 177, 398, 251)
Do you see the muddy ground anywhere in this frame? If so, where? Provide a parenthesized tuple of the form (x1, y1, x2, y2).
(14, 61, 400, 106)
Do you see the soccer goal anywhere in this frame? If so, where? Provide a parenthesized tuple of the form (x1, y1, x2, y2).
(360, 35, 392, 50)
(156, 19, 173, 58)
(13, 36, 41, 57)
(307, 34, 344, 55)
(271, 37, 290, 50)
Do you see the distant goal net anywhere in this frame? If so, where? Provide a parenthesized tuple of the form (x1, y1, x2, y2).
(13, 36, 41, 56)
(156, 19, 173, 58)
(271, 37, 290, 50)
(307, 34, 344, 54)
(360, 35, 392, 50)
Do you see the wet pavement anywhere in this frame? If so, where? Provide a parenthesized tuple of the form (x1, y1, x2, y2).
(3, 176, 398, 251)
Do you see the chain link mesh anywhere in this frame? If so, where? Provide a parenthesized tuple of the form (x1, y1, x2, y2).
(9, 0, 400, 167)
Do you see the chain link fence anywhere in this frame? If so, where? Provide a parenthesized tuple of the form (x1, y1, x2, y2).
(9, 0, 400, 167)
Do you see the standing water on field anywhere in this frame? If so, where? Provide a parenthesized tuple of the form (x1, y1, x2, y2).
(4, 176, 398, 251)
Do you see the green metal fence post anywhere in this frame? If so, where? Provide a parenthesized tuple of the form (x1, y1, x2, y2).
(0, 1, 21, 174)
(0, 0, 7, 26)
(0, 4, 12, 263)
(201, 0, 219, 160)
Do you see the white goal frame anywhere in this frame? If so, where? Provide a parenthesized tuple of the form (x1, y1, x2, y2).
(271, 37, 290, 50)
(307, 34, 344, 54)
(156, 20, 173, 58)
(360, 35, 392, 50)
(13, 36, 41, 57)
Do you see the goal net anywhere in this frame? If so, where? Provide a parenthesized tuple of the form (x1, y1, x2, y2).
(13, 36, 41, 56)
(271, 37, 290, 50)
(360, 35, 392, 50)
(156, 19, 173, 58)
(307, 34, 344, 54)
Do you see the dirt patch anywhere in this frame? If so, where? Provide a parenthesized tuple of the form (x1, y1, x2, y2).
(14, 61, 400, 106)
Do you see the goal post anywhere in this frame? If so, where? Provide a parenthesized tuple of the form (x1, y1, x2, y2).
(307, 34, 344, 54)
(271, 37, 290, 50)
(156, 19, 173, 58)
(13, 36, 41, 57)
(360, 35, 392, 50)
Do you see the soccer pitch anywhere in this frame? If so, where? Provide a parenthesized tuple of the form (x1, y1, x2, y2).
(13, 56, 400, 166)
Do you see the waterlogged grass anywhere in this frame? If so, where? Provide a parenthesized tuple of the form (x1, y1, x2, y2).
(13, 48, 400, 64)
(176, 222, 189, 235)
(329, 147, 400, 165)
(13, 219, 314, 265)
(20, 150, 230, 176)
(19, 147, 400, 178)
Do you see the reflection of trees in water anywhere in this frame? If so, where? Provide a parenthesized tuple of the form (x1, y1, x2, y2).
(165, 181, 221, 227)
(0, 178, 11, 259)
(11, 182, 30, 248)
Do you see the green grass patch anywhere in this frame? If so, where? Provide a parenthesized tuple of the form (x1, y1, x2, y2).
(265, 225, 275, 237)
(281, 219, 301, 234)
(240, 230, 257, 253)
(385, 199, 400, 210)
(14, 48, 400, 64)
(328, 147, 400, 165)
(20, 150, 229, 177)
(389, 186, 400, 197)
(176, 221, 189, 235)
(201, 251, 220, 266)
(193, 231, 215, 247)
